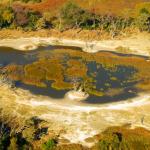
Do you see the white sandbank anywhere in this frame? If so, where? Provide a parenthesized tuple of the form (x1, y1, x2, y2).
(65, 90, 89, 101)
(0, 36, 149, 56)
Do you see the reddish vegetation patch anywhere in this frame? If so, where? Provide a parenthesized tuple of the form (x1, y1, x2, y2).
(24, 0, 149, 16)
(26, 0, 66, 13)
(77, 0, 150, 16)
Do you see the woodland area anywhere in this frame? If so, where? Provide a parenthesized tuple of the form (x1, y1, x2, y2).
(0, 0, 149, 36)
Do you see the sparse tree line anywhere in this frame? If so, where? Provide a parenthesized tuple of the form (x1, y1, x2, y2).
(0, 1, 150, 34)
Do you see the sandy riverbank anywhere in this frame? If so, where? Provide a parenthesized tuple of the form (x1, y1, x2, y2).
(0, 29, 149, 56)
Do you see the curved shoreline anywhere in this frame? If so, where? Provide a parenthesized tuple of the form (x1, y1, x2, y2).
(0, 34, 149, 56)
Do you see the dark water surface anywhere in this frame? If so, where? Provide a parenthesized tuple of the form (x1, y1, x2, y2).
(0, 46, 143, 104)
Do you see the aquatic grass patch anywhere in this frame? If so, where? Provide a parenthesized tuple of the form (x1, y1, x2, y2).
(1, 48, 150, 102)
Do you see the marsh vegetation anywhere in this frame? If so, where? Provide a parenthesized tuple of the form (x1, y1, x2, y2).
(1, 46, 150, 104)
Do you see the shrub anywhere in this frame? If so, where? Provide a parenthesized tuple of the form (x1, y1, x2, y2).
(98, 15, 133, 34)
(36, 12, 53, 29)
(2, 7, 14, 25)
(60, 1, 100, 30)
(36, 18, 47, 29)
(79, 11, 100, 29)
(60, 1, 84, 29)
(12, 4, 41, 30)
(98, 133, 122, 150)
(42, 12, 53, 28)
(0, 7, 14, 28)
(134, 3, 150, 32)
(27, 11, 41, 30)
(12, 4, 29, 27)
(42, 139, 57, 150)
(135, 8, 150, 32)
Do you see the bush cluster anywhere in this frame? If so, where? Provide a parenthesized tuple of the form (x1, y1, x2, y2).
(0, 1, 149, 33)
(0, 7, 14, 29)
(0, 117, 53, 150)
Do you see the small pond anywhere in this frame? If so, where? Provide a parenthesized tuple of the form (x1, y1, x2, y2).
(0, 45, 150, 104)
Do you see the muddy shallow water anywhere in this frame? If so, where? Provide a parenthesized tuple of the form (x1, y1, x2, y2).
(0, 45, 150, 104)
